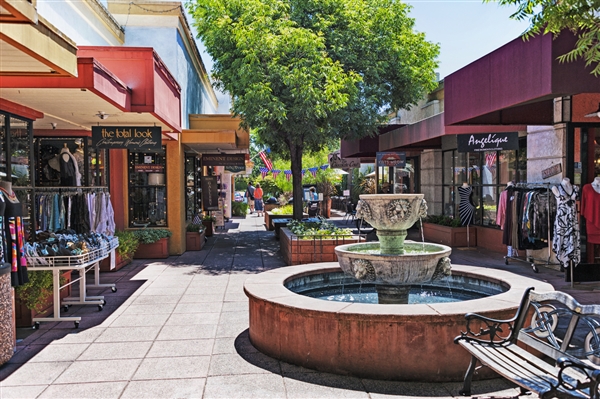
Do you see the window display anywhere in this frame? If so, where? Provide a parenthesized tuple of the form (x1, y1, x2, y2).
(128, 149, 167, 227)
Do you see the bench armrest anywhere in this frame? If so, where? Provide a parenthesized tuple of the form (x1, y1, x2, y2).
(555, 357, 600, 396)
(454, 311, 518, 345)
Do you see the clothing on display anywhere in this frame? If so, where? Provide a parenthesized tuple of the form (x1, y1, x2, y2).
(551, 181, 581, 268)
(58, 146, 81, 186)
(457, 185, 475, 226)
(0, 187, 29, 287)
(581, 181, 600, 244)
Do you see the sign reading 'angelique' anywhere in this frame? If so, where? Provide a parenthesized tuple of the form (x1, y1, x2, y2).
(457, 132, 519, 153)
(92, 126, 162, 152)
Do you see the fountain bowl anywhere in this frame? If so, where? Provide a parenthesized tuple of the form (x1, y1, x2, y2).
(244, 263, 555, 382)
(356, 193, 427, 231)
(335, 241, 451, 285)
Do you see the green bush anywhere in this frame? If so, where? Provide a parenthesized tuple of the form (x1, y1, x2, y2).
(425, 215, 462, 228)
(231, 201, 249, 216)
(115, 230, 139, 261)
(271, 204, 294, 215)
(16, 271, 66, 311)
(287, 220, 352, 239)
(132, 228, 172, 244)
(186, 223, 204, 233)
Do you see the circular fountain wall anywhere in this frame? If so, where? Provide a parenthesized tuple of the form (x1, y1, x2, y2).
(244, 263, 554, 382)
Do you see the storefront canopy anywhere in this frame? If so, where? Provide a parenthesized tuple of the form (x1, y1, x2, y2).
(445, 31, 600, 126)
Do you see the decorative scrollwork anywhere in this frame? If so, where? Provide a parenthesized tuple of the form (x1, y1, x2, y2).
(431, 257, 451, 280)
(418, 198, 428, 219)
(355, 200, 372, 221)
(351, 259, 376, 282)
(386, 199, 412, 224)
(459, 315, 515, 344)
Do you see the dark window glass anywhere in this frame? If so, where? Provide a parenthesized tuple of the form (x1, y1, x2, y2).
(128, 148, 167, 227)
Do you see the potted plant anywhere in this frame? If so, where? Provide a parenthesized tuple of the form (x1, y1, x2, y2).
(202, 214, 216, 237)
(317, 179, 336, 218)
(421, 215, 477, 247)
(132, 228, 172, 259)
(15, 270, 71, 327)
(186, 223, 206, 251)
(231, 201, 249, 217)
(100, 230, 140, 272)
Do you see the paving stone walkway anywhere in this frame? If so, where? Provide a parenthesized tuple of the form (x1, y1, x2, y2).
(2, 212, 598, 398)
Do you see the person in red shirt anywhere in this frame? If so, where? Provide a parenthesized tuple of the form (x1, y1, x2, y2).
(254, 183, 264, 217)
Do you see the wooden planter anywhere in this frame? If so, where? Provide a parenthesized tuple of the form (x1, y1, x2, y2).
(186, 230, 206, 251)
(202, 221, 214, 237)
(15, 270, 72, 328)
(422, 223, 477, 247)
(280, 228, 362, 265)
(99, 251, 132, 272)
(133, 237, 169, 259)
(265, 212, 308, 231)
(264, 203, 279, 212)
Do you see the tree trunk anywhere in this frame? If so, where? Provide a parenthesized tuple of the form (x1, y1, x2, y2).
(290, 143, 304, 220)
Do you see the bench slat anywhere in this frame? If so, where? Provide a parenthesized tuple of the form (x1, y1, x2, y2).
(459, 341, 590, 398)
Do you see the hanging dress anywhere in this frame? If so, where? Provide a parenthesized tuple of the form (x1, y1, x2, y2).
(2, 192, 28, 287)
(552, 183, 580, 268)
(457, 185, 475, 226)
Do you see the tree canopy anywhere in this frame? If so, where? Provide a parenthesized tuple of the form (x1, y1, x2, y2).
(490, 0, 600, 75)
(188, 0, 439, 218)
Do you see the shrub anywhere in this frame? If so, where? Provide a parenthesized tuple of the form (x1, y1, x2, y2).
(231, 201, 249, 216)
(425, 215, 462, 228)
(115, 230, 139, 261)
(132, 229, 172, 244)
(186, 223, 204, 233)
(272, 204, 294, 215)
(287, 219, 353, 239)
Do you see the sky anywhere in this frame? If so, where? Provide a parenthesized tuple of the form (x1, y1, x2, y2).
(406, 0, 531, 79)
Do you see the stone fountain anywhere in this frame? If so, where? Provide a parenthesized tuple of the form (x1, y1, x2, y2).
(335, 194, 452, 304)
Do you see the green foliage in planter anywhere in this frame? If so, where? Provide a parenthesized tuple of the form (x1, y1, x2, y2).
(202, 214, 216, 222)
(132, 229, 172, 244)
(231, 201, 249, 216)
(16, 271, 65, 312)
(115, 230, 139, 262)
(287, 220, 352, 239)
(271, 204, 294, 215)
(425, 215, 462, 228)
(186, 223, 204, 233)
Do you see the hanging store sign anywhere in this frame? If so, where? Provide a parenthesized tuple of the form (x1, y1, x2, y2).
(201, 176, 219, 211)
(376, 152, 406, 168)
(225, 165, 245, 173)
(202, 154, 246, 167)
(92, 126, 162, 151)
(542, 163, 562, 179)
(457, 132, 519, 153)
(328, 151, 360, 169)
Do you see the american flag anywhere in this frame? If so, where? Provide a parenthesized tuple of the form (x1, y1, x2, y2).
(301, 169, 306, 179)
(308, 167, 318, 178)
(485, 152, 497, 170)
(259, 167, 269, 179)
(284, 170, 292, 181)
(272, 169, 281, 179)
(258, 151, 273, 170)
(320, 164, 329, 170)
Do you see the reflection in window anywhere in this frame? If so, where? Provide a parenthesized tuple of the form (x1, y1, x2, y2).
(10, 117, 30, 187)
(128, 149, 167, 227)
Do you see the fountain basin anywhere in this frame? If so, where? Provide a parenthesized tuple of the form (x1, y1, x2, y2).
(335, 241, 451, 285)
(244, 263, 555, 382)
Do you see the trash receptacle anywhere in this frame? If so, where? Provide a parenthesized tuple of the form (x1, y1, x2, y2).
(0, 265, 14, 365)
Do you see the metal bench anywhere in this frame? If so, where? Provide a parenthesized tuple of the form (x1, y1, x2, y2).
(454, 287, 600, 398)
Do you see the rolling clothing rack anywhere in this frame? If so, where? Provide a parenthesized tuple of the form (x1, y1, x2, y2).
(503, 182, 560, 273)
(26, 237, 118, 328)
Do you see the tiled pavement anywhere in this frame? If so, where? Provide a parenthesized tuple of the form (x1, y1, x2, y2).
(1, 212, 599, 398)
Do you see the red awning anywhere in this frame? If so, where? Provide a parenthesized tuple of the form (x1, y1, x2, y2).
(445, 31, 600, 126)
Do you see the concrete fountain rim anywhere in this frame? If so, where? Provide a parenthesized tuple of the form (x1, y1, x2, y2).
(335, 240, 452, 258)
(243, 263, 555, 317)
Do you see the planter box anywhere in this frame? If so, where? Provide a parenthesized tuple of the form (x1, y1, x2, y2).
(264, 203, 279, 212)
(280, 228, 363, 265)
(265, 212, 308, 231)
(133, 237, 169, 259)
(186, 230, 206, 251)
(99, 251, 132, 272)
(202, 221, 214, 237)
(422, 223, 477, 247)
(15, 270, 72, 328)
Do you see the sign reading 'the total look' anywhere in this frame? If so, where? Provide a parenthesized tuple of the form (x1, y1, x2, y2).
(457, 132, 519, 153)
(92, 126, 162, 152)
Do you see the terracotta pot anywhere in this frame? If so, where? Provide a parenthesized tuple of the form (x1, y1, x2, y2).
(100, 251, 132, 272)
(422, 223, 477, 247)
(133, 237, 169, 259)
(186, 231, 206, 251)
(202, 221, 214, 237)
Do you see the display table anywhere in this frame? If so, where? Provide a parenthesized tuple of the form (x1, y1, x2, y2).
(26, 238, 119, 328)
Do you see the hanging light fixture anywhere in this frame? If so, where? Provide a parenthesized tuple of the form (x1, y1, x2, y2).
(584, 103, 600, 118)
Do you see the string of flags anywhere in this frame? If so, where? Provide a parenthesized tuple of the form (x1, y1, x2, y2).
(255, 150, 332, 181)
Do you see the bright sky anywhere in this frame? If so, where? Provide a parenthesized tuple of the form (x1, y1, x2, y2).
(406, 1, 531, 79)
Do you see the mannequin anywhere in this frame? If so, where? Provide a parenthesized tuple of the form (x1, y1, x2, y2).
(59, 143, 81, 186)
(0, 180, 28, 287)
(592, 176, 600, 194)
(581, 177, 600, 243)
(552, 178, 573, 197)
(458, 182, 475, 226)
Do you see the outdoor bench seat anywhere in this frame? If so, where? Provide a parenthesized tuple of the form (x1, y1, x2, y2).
(454, 287, 600, 398)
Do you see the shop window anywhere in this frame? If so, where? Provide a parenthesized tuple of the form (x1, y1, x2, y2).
(441, 141, 526, 228)
(128, 148, 167, 227)
(10, 117, 30, 187)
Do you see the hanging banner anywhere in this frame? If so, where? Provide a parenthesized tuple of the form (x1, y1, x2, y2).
(92, 126, 162, 151)
(224, 165, 245, 173)
(457, 132, 519, 153)
(376, 152, 406, 168)
(328, 151, 360, 169)
(202, 154, 245, 167)
(201, 176, 219, 211)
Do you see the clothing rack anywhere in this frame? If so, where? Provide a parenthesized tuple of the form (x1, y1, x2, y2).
(504, 182, 561, 273)
(32, 186, 108, 192)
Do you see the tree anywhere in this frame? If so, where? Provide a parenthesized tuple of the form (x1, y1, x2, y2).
(490, 0, 600, 75)
(188, 0, 439, 219)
